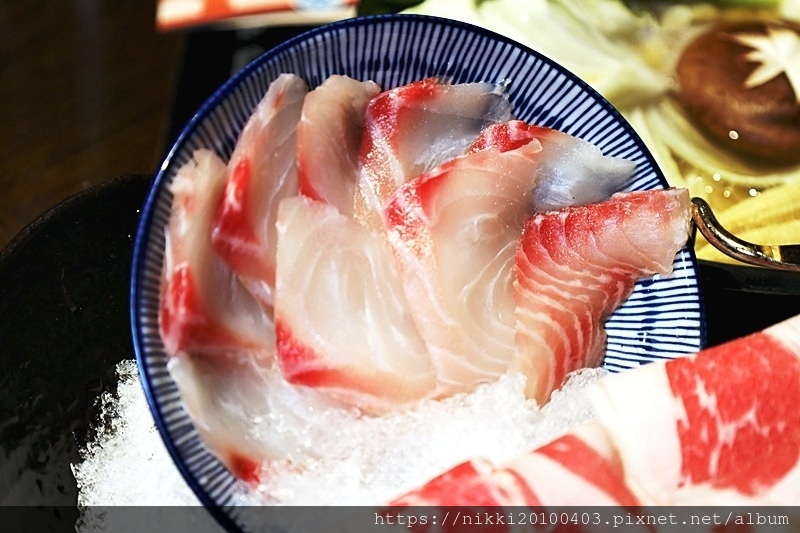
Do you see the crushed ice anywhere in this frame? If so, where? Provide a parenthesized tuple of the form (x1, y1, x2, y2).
(72, 359, 606, 519)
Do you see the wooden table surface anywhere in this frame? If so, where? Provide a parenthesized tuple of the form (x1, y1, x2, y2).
(0, 1, 185, 250)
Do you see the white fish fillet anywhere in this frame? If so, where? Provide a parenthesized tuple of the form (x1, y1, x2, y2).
(273, 196, 434, 414)
(354, 78, 514, 229)
(168, 355, 343, 485)
(212, 73, 309, 311)
(385, 120, 637, 398)
(159, 149, 274, 361)
(385, 138, 545, 395)
(296, 75, 381, 216)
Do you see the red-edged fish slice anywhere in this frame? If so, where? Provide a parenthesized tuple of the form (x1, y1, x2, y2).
(513, 188, 692, 404)
(169, 354, 348, 485)
(296, 75, 381, 216)
(159, 149, 274, 362)
(588, 313, 800, 505)
(273, 196, 434, 414)
(384, 121, 637, 397)
(385, 138, 545, 396)
(470, 120, 637, 211)
(211, 73, 309, 311)
(354, 78, 514, 229)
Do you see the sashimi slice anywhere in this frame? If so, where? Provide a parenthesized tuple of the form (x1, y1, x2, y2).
(296, 75, 381, 216)
(385, 139, 545, 395)
(384, 123, 636, 397)
(513, 188, 691, 404)
(169, 355, 346, 485)
(211, 73, 309, 311)
(159, 149, 274, 361)
(391, 423, 643, 507)
(355, 78, 515, 229)
(588, 313, 800, 505)
(469, 120, 637, 211)
(273, 196, 434, 414)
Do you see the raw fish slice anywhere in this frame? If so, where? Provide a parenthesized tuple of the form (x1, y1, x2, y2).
(385, 139, 545, 394)
(513, 188, 691, 404)
(169, 356, 345, 485)
(355, 78, 514, 228)
(384, 122, 636, 396)
(212, 73, 309, 311)
(391, 423, 643, 507)
(159, 149, 274, 361)
(274, 196, 434, 414)
(470, 120, 637, 211)
(296, 75, 381, 216)
(588, 313, 800, 505)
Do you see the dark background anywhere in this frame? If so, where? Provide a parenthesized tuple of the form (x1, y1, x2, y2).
(0, 1, 183, 250)
(0, 0, 423, 251)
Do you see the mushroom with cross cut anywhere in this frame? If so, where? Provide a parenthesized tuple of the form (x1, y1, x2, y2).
(675, 20, 800, 165)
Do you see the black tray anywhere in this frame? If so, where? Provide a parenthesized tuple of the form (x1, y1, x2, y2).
(0, 174, 149, 528)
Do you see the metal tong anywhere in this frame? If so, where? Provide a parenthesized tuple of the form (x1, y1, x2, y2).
(691, 197, 800, 272)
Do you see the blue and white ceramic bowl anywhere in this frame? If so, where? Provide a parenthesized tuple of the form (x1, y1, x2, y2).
(131, 13, 705, 531)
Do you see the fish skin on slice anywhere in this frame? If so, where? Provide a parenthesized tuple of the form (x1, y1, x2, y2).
(273, 195, 434, 414)
(159, 149, 275, 362)
(469, 120, 637, 211)
(211, 73, 309, 312)
(296, 74, 381, 216)
(513, 188, 692, 404)
(354, 77, 515, 229)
